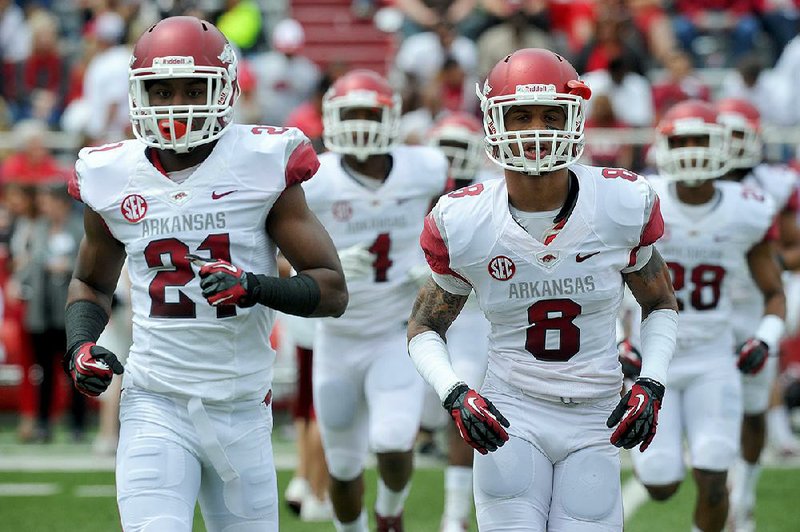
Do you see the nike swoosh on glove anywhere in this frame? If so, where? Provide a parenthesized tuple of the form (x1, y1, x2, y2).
(189, 255, 251, 307)
(606, 377, 665, 452)
(443, 383, 510, 454)
(69, 343, 124, 397)
(737, 338, 769, 375)
(337, 244, 375, 282)
(618, 339, 642, 380)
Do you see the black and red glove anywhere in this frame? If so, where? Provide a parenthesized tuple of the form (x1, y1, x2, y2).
(737, 338, 769, 375)
(443, 383, 510, 455)
(618, 339, 642, 380)
(607, 377, 664, 452)
(68, 342, 124, 397)
(188, 254, 253, 307)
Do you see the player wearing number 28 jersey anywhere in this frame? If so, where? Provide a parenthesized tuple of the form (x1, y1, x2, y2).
(408, 49, 679, 532)
(630, 100, 785, 532)
(63, 16, 347, 532)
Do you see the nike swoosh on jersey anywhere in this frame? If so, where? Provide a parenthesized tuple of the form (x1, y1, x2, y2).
(576, 251, 600, 262)
(212, 190, 237, 200)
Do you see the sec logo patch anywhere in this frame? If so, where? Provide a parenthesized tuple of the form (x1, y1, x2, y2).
(488, 255, 515, 281)
(121, 194, 147, 223)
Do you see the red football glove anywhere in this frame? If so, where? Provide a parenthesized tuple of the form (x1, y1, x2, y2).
(737, 338, 769, 375)
(607, 377, 665, 452)
(443, 383, 510, 455)
(69, 342, 124, 397)
(188, 254, 252, 307)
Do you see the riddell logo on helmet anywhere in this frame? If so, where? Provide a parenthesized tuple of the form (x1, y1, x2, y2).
(515, 84, 556, 94)
(153, 56, 195, 66)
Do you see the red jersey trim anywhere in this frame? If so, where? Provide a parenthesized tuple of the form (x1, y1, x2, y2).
(149, 149, 168, 176)
(786, 188, 800, 213)
(68, 168, 82, 203)
(628, 195, 665, 267)
(640, 195, 664, 247)
(420, 214, 470, 284)
(764, 217, 780, 242)
(285, 141, 320, 187)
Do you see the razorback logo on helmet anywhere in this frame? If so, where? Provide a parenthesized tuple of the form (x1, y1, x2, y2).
(121, 194, 148, 223)
(488, 256, 516, 281)
(218, 43, 235, 65)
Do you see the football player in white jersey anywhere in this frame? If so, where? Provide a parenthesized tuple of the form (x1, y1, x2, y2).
(716, 97, 800, 530)
(62, 17, 348, 532)
(303, 69, 448, 532)
(408, 48, 679, 531)
(629, 100, 785, 532)
(426, 112, 493, 532)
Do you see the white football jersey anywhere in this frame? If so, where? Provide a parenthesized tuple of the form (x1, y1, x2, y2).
(70, 124, 319, 403)
(304, 146, 448, 335)
(651, 178, 776, 361)
(727, 164, 797, 340)
(423, 165, 663, 401)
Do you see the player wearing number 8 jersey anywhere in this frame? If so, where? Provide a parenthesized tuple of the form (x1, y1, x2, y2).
(302, 69, 448, 532)
(408, 48, 679, 531)
(629, 100, 785, 532)
(64, 16, 347, 532)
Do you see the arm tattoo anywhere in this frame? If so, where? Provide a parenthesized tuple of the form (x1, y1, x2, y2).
(624, 248, 679, 317)
(628, 248, 667, 284)
(408, 278, 469, 338)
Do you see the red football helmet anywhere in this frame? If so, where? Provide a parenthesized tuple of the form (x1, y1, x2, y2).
(428, 112, 484, 181)
(716, 97, 762, 170)
(128, 16, 239, 153)
(655, 100, 729, 183)
(322, 69, 401, 159)
(477, 48, 592, 175)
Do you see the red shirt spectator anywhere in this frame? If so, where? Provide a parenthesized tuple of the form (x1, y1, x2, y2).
(0, 120, 66, 185)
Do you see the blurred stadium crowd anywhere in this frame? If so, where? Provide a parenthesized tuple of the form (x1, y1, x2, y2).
(2, 0, 800, 454)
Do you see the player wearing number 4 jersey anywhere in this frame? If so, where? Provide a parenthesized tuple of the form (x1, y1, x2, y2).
(408, 48, 679, 531)
(630, 100, 785, 532)
(64, 17, 347, 532)
(302, 69, 448, 532)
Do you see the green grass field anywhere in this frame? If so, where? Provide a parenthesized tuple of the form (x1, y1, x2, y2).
(0, 468, 799, 531)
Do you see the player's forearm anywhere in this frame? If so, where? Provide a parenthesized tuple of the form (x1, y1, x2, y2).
(638, 309, 678, 385)
(408, 331, 463, 402)
(763, 286, 786, 323)
(246, 268, 347, 318)
(299, 267, 348, 317)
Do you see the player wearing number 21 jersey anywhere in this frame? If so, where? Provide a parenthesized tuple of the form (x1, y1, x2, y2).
(63, 17, 347, 532)
(629, 100, 785, 532)
(408, 49, 679, 532)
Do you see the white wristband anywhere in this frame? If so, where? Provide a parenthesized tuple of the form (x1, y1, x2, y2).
(639, 309, 678, 385)
(408, 331, 464, 402)
(755, 314, 785, 354)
